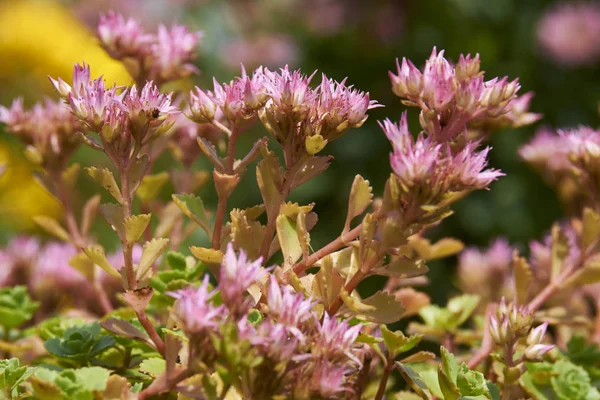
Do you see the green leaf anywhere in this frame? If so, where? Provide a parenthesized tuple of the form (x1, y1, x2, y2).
(0, 286, 39, 329)
(340, 289, 406, 324)
(32, 216, 70, 242)
(73, 367, 110, 392)
(438, 364, 461, 400)
(380, 325, 422, 357)
(172, 193, 211, 234)
(396, 362, 432, 400)
(43, 323, 115, 366)
(124, 214, 151, 243)
(137, 238, 170, 280)
(166, 251, 187, 271)
(551, 360, 595, 400)
(139, 358, 166, 377)
(0, 358, 36, 398)
(456, 364, 489, 397)
(441, 346, 459, 384)
(447, 294, 480, 329)
(85, 167, 123, 204)
(486, 381, 501, 400)
(566, 336, 600, 366)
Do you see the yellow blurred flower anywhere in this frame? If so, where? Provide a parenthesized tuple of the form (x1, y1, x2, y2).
(0, 0, 131, 231)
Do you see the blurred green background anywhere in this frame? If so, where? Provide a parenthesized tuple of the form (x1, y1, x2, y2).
(1, 0, 599, 303)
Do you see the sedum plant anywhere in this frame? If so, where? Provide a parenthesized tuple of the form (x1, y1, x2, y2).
(0, 10, 598, 400)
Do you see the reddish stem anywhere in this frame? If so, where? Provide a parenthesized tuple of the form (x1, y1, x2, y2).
(138, 308, 165, 356)
(374, 359, 394, 400)
(327, 255, 381, 316)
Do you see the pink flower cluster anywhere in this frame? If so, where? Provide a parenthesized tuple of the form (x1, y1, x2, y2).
(520, 126, 600, 188)
(50, 63, 176, 158)
(381, 112, 503, 195)
(187, 65, 380, 159)
(0, 98, 83, 164)
(98, 11, 202, 84)
(537, 3, 600, 66)
(389, 48, 538, 140)
(169, 246, 363, 397)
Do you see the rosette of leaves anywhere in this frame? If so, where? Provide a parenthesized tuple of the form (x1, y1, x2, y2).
(149, 251, 206, 308)
(44, 322, 115, 367)
(0, 286, 39, 329)
(403, 347, 498, 400)
(0, 358, 36, 399)
(30, 367, 112, 400)
(521, 360, 600, 400)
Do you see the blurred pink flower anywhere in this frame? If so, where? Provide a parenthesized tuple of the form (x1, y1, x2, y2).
(537, 3, 600, 66)
(169, 276, 225, 334)
(222, 34, 300, 70)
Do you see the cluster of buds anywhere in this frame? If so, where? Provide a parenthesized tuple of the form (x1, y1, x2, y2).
(97, 11, 202, 85)
(489, 298, 554, 363)
(50, 63, 176, 162)
(389, 48, 536, 141)
(260, 66, 380, 163)
(169, 246, 363, 398)
(381, 112, 503, 203)
(186, 66, 269, 127)
(0, 98, 83, 170)
(520, 126, 600, 209)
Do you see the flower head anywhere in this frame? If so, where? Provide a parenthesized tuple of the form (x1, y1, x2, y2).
(219, 244, 266, 317)
(381, 112, 502, 196)
(169, 276, 224, 335)
(458, 238, 513, 298)
(266, 275, 317, 341)
(97, 11, 153, 59)
(150, 24, 202, 83)
(313, 313, 362, 366)
(537, 3, 600, 66)
(309, 360, 349, 398)
(389, 48, 532, 140)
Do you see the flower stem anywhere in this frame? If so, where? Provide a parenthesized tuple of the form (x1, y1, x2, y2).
(374, 359, 394, 400)
(327, 255, 381, 315)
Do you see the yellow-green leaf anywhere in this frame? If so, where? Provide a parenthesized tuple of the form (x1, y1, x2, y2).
(69, 252, 95, 280)
(137, 238, 170, 280)
(276, 215, 302, 271)
(84, 245, 121, 279)
(137, 172, 169, 202)
(125, 214, 152, 244)
(190, 247, 223, 264)
(313, 255, 344, 308)
(256, 146, 283, 219)
(100, 203, 126, 241)
(428, 238, 464, 260)
(583, 207, 600, 248)
(305, 134, 327, 155)
(374, 257, 429, 278)
(86, 167, 124, 204)
(513, 251, 532, 305)
(127, 155, 149, 196)
(230, 209, 265, 260)
(32, 216, 70, 242)
(81, 195, 101, 235)
(344, 175, 373, 232)
(172, 194, 211, 235)
(61, 163, 81, 189)
(341, 289, 406, 324)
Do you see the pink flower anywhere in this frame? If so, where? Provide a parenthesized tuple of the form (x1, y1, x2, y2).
(313, 74, 381, 139)
(239, 319, 301, 361)
(381, 112, 502, 194)
(262, 66, 318, 117)
(97, 11, 153, 59)
(219, 244, 266, 317)
(266, 276, 317, 342)
(519, 128, 571, 173)
(525, 322, 554, 360)
(389, 48, 532, 140)
(310, 360, 349, 398)
(187, 66, 268, 124)
(150, 24, 202, 83)
(313, 313, 362, 366)
(31, 243, 88, 294)
(0, 98, 82, 161)
(169, 276, 224, 334)
(537, 3, 600, 66)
